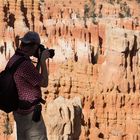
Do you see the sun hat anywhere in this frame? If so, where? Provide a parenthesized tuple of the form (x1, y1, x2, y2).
(20, 31, 41, 44)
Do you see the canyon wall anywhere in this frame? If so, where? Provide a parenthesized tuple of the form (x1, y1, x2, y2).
(0, 0, 140, 140)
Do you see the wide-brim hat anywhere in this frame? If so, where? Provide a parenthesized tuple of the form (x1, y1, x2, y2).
(19, 31, 41, 44)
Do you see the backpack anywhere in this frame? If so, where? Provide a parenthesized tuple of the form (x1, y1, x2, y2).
(0, 57, 26, 113)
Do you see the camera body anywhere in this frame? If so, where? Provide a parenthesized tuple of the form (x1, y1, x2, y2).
(34, 44, 55, 59)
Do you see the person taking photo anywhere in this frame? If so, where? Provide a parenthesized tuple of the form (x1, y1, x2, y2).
(7, 31, 55, 140)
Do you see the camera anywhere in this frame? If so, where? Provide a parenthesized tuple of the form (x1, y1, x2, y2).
(34, 44, 55, 59)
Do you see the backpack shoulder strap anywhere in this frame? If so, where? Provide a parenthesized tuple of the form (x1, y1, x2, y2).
(7, 57, 27, 74)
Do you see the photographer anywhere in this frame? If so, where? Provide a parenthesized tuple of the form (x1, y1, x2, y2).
(7, 31, 54, 140)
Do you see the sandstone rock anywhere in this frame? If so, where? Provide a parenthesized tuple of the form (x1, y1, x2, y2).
(45, 96, 82, 140)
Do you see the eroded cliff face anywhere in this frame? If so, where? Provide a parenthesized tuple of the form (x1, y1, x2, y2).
(0, 0, 140, 140)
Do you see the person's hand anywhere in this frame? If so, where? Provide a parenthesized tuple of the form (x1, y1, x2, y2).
(36, 49, 49, 71)
(40, 49, 50, 61)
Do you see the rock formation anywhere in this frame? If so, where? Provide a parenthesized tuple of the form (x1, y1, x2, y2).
(0, 0, 140, 140)
(45, 96, 82, 140)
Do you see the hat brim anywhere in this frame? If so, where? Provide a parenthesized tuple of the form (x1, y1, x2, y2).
(19, 38, 31, 44)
